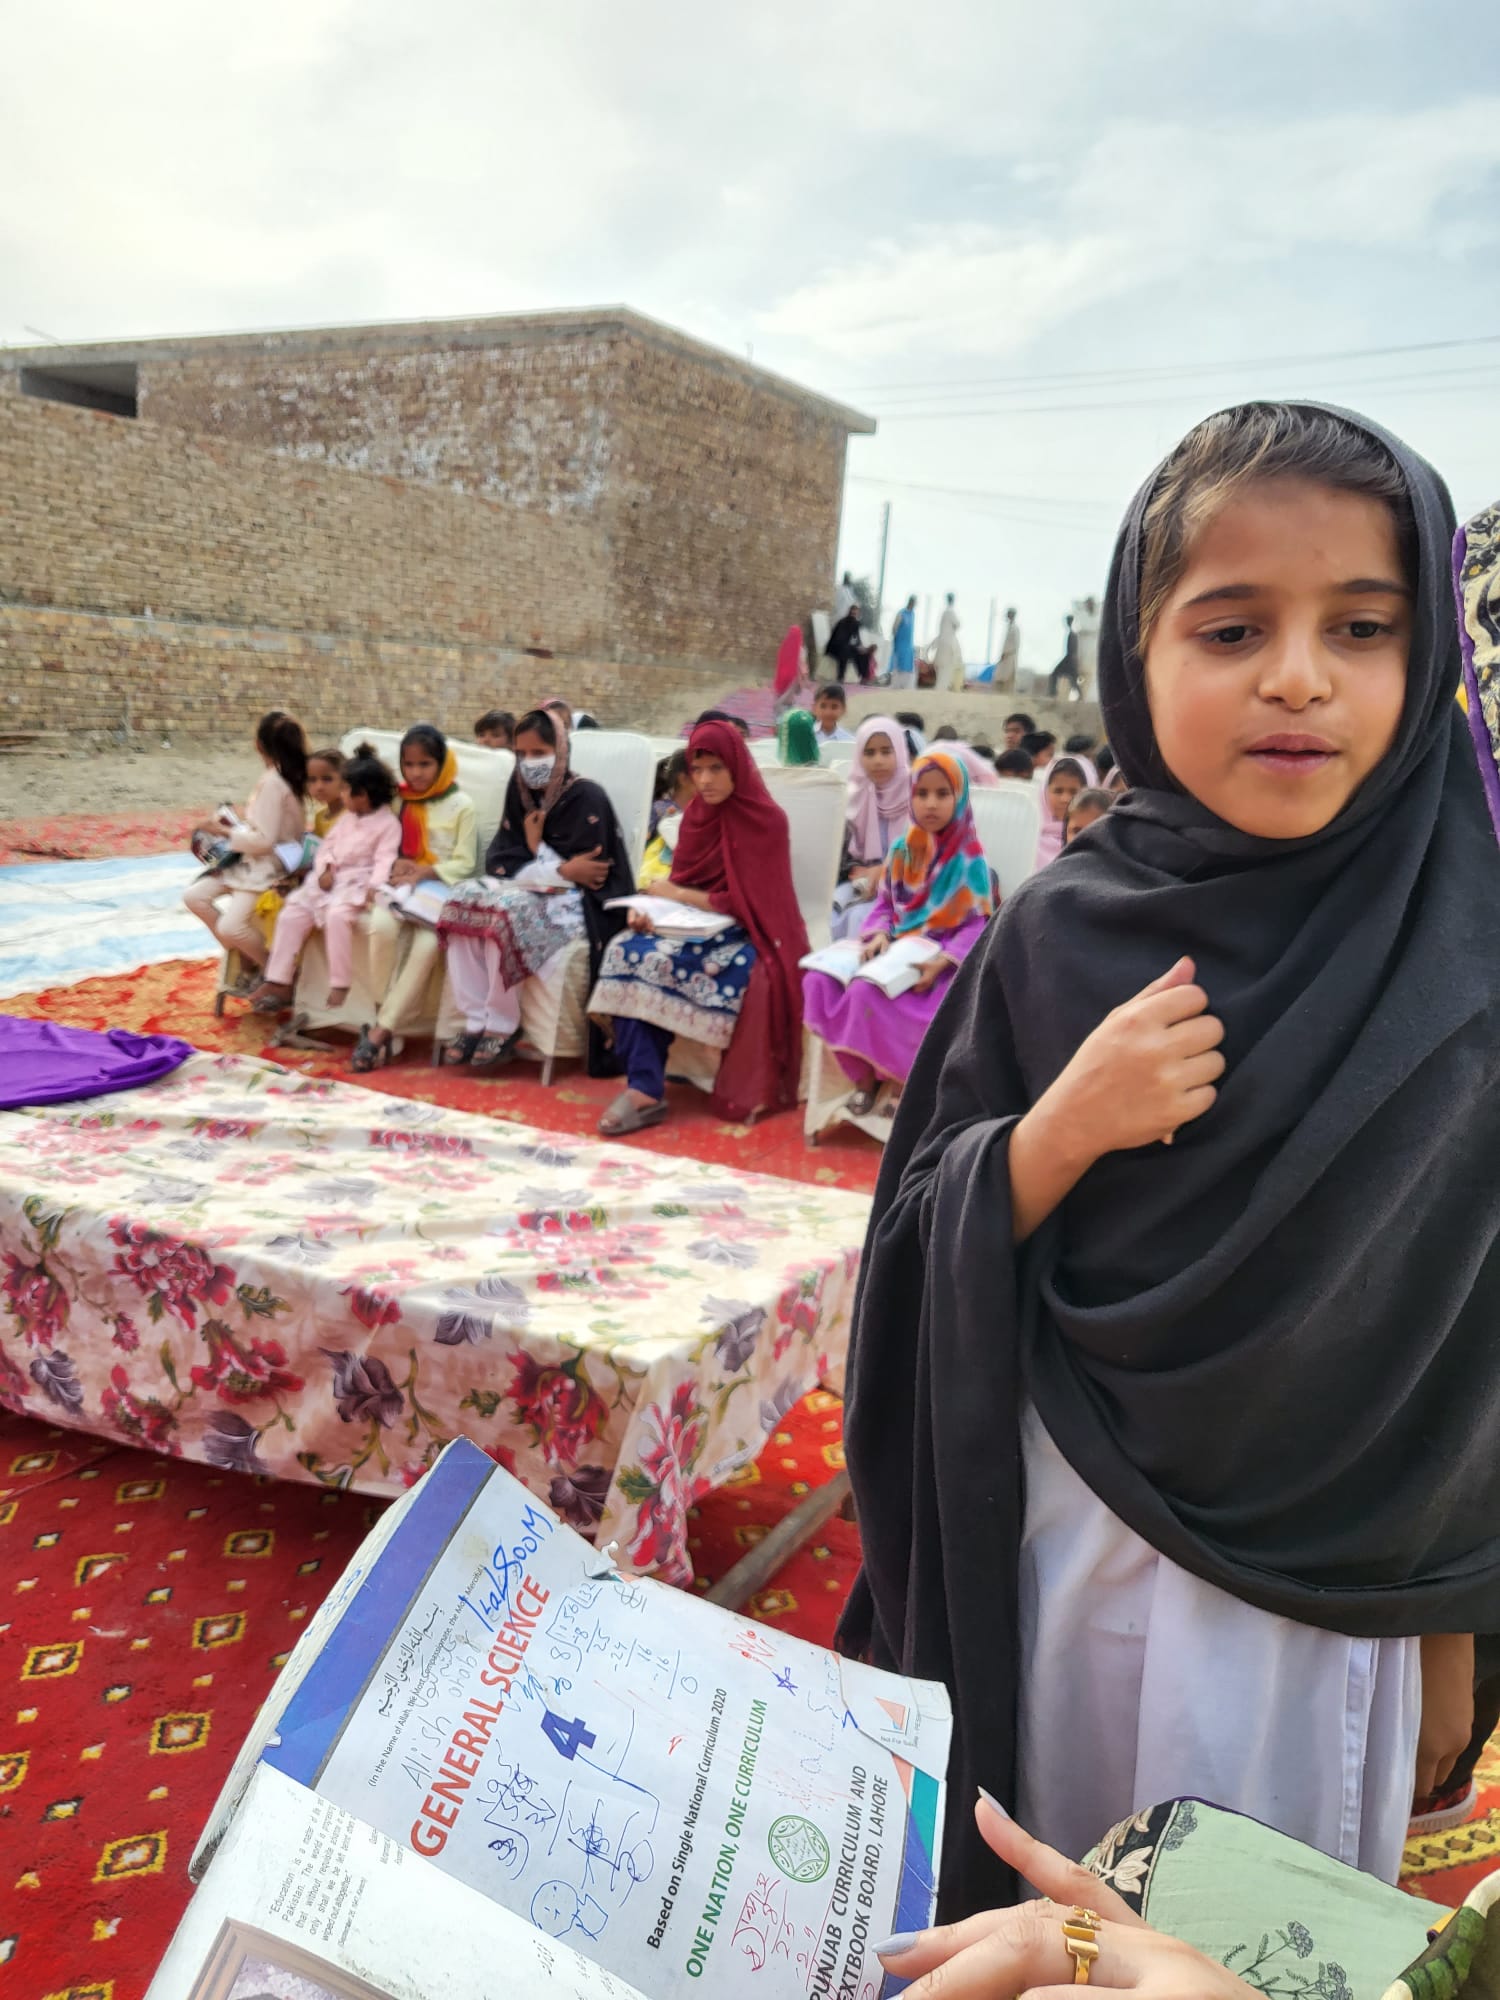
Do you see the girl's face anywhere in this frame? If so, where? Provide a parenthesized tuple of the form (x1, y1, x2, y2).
(401, 743, 442, 792)
(343, 782, 375, 818)
(861, 733, 897, 784)
(691, 753, 735, 806)
(1066, 803, 1105, 843)
(307, 759, 342, 806)
(1046, 769, 1083, 820)
(1145, 478, 1410, 840)
(1002, 722, 1024, 750)
(513, 727, 552, 763)
(912, 767, 956, 834)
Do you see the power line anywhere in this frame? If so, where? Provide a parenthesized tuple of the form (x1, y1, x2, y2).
(833, 332, 1500, 399)
(867, 370, 1500, 424)
(846, 474, 1116, 510)
(854, 358, 1500, 413)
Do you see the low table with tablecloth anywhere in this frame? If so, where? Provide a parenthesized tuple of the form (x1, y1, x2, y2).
(0, 1051, 868, 1584)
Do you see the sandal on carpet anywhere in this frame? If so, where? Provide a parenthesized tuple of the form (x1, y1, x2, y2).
(470, 1030, 520, 1071)
(846, 1085, 879, 1117)
(598, 1092, 669, 1137)
(442, 1031, 482, 1067)
(351, 1026, 400, 1073)
(228, 968, 264, 998)
(249, 984, 293, 1014)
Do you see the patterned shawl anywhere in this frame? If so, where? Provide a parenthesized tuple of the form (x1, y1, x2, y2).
(883, 751, 993, 938)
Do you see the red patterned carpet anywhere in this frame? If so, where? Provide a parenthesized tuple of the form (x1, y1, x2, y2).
(0, 809, 209, 867)
(0, 1391, 855, 2000)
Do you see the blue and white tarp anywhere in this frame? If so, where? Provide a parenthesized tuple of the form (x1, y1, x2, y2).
(0, 853, 219, 999)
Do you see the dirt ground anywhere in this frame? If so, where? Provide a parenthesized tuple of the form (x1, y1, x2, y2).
(0, 744, 263, 821)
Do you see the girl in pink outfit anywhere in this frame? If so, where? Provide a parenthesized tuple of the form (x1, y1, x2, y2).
(253, 746, 401, 1010)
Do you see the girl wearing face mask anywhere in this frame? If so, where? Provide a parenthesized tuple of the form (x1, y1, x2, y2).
(437, 709, 634, 1070)
(352, 723, 477, 1071)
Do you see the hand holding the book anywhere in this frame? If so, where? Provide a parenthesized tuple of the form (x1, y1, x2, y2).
(881, 1795, 1255, 2000)
(910, 952, 949, 993)
(861, 931, 891, 962)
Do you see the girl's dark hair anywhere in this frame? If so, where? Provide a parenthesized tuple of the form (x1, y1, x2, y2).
(474, 709, 515, 740)
(1005, 712, 1036, 733)
(1095, 745, 1115, 778)
(307, 746, 344, 774)
(697, 707, 752, 736)
(893, 710, 925, 730)
(1068, 786, 1115, 821)
(256, 710, 308, 798)
(654, 749, 689, 797)
(932, 724, 959, 741)
(1065, 733, 1097, 754)
(1138, 403, 1417, 646)
(995, 748, 1034, 778)
(400, 722, 448, 766)
(1020, 730, 1056, 757)
(342, 742, 397, 810)
(513, 708, 559, 748)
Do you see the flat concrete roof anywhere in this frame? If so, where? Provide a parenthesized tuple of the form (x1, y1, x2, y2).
(0, 306, 875, 435)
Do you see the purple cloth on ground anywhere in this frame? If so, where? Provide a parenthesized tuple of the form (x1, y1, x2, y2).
(803, 907, 989, 1088)
(0, 1016, 193, 1109)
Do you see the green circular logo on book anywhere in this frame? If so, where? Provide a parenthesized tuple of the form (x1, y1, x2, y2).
(768, 1814, 831, 1883)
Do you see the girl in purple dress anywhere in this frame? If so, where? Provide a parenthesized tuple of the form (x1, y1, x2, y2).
(803, 749, 994, 1117)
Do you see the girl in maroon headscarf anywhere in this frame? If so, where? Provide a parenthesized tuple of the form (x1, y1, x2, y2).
(588, 719, 809, 1133)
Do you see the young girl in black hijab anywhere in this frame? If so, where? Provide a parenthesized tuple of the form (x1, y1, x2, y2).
(840, 403, 1500, 1916)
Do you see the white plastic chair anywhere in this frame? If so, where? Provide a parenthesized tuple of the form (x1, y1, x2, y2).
(970, 781, 1042, 898)
(819, 739, 856, 771)
(567, 731, 658, 871)
(749, 737, 783, 769)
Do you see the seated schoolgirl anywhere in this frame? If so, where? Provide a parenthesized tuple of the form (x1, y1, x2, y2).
(1034, 753, 1097, 865)
(251, 745, 401, 1011)
(184, 710, 309, 985)
(841, 401, 1500, 1919)
(805, 750, 993, 1116)
(640, 752, 694, 887)
(353, 724, 477, 1071)
(832, 716, 911, 942)
(474, 709, 515, 751)
(251, 744, 346, 953)
(436, 709, 634, 1070)
(588, 719, 809, 1136)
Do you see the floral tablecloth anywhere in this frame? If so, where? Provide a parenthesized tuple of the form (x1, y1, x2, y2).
(0, 1053, 869, 1584)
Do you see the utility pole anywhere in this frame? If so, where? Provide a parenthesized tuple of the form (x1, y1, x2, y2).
(874, 501, 891, 629)
(986, 598, 997, 666)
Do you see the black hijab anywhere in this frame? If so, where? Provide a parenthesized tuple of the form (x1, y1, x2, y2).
(838, 405, 1500, 1918)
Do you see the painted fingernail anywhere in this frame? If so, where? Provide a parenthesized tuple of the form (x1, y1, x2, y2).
(875, 1933, 921, 1956)
(978, 1786, 1012, 1819)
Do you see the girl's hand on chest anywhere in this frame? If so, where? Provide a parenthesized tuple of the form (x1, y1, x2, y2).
(1049, 955, 1225, 1159)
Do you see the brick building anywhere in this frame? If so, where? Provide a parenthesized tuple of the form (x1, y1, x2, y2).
(0, 310, 873, 739)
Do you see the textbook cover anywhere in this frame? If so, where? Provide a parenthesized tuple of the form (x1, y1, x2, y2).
(193, 1438, 949, 2000)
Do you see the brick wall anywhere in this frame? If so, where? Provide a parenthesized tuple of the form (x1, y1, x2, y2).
(0, 393, 608, 655)
(4, 313, 864, 676)
(0, 605, 745, 742)
(604, 338, 847, 665)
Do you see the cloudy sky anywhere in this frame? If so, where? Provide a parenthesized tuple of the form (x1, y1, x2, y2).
(5, 1, 1499, 672)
